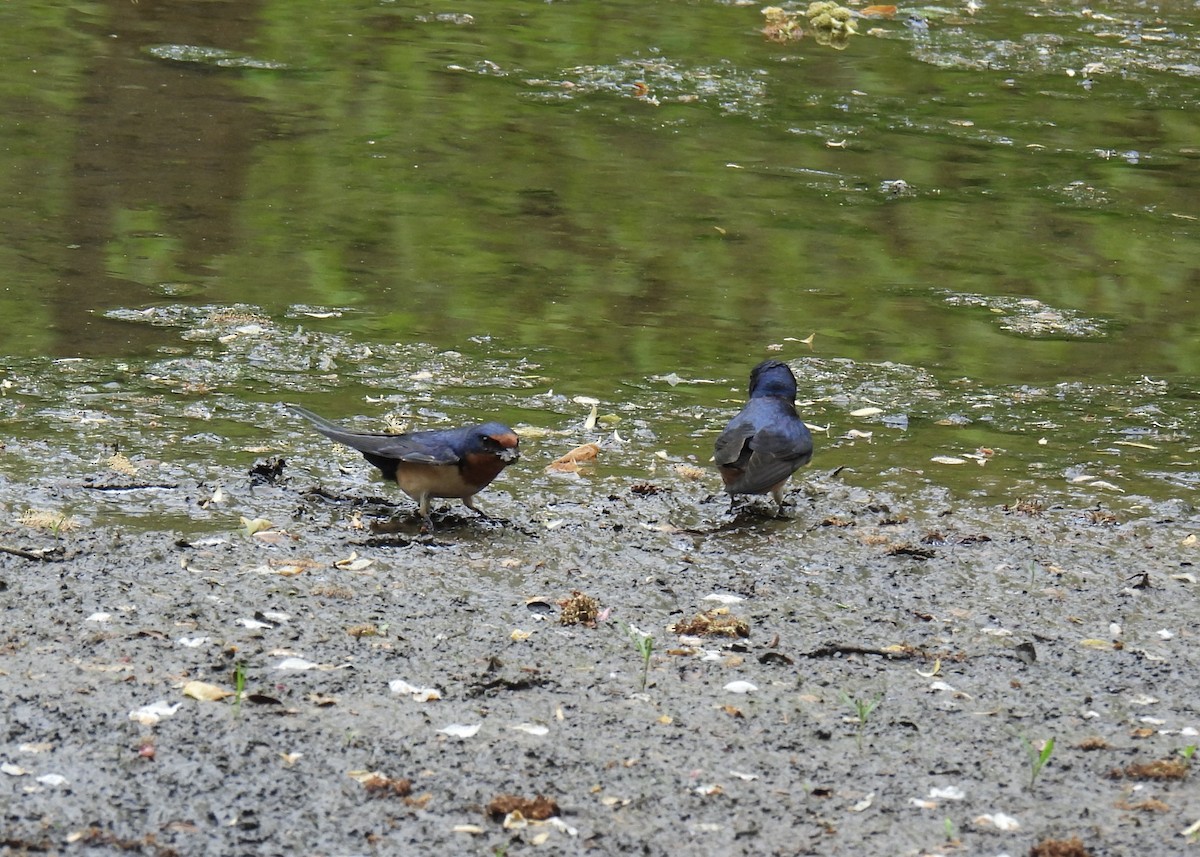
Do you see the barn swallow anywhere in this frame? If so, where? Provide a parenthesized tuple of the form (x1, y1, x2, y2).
(289, 405, 519, 530)
(713, 360, 813, 514)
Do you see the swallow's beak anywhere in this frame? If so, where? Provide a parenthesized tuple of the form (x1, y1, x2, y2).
(492, 432, 520, 463)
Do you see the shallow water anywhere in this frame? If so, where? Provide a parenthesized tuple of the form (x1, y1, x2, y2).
(1, 0, 1199, 523)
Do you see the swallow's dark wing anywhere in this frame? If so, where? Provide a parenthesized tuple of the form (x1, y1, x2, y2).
(289, 405, 464, 465)
(715, 400, 812, 494)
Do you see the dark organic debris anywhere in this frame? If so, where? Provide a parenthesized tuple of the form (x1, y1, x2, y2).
(360, 773, 413, 798)
(921, 529, 992, 546)
(1115, 797, 1170, 812)
(630, 482, 662, 496)
(250, 457, 286, 486)
(671, 610, 749, 638)
(558, 590, 601, 627)
(886, 543, 936, 560)
(486, 794, 560, 822)
(1028, 837, 1093, 857)
(1076, 737, 1109, 751)
(0, 543, 64, 562)
(58, 827, 181, 857)
(820, 516, 855, 527)
(803, 642, 965, 663)
(1005, 499, 1045, 516)
(1107, 759, 1189, 781)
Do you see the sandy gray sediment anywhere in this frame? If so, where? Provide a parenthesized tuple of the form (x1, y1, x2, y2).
(1, 470, 1198, 856)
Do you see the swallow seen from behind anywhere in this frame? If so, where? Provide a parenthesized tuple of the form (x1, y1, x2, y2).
(289, 405, 519, 530)
(713, 360, 813, 514)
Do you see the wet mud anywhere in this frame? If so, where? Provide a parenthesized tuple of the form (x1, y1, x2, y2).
(2, 459, 1197, 856)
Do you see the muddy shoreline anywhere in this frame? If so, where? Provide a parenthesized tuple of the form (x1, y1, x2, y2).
(2, 464, 1197, 856)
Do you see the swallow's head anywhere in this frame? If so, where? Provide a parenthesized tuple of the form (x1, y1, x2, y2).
(748, 360, 797, 401)
(475, 423, 521, 464)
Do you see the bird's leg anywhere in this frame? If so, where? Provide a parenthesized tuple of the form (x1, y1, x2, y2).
(418, 496, 435, 533)
(462, 495, 490, 520)
(464, 495, 508, 526)
(771, 485, 789, 518)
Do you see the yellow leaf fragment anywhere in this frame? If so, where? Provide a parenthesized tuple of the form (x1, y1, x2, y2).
(510, 629, 533, 642)
(19, 510, 78, 532)
(335, 551, 375, 571)
(546, 442, 601, 473)
(106, 452, 139, 476)
(182, 680, 234, 702)
(240, 516, 274, 536)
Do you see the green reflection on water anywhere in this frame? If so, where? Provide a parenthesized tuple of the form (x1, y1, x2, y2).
(0, 0, 1197, 509)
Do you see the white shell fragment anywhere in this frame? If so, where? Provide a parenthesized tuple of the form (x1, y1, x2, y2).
(929, 786, 965, 800)
(723, 681, 758, 694)
(509, 723, 550, 737)
(128, 701, 182, 725)
(437, 723, 482, 739)
(389, 679, 443, 702)
(275, 657, 319, 670)
(703, 593, 745, 604)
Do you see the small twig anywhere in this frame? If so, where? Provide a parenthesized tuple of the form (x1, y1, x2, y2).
(0, 543, 61, 561)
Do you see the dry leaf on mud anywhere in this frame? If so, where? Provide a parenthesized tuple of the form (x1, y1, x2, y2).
(851, 407, 883, 417)
(106, 452, 138, 476)
(931, 455, 967, 465)
(558, 590, 601, 627)
(239, 516, 274, 536)
(672, 609, 749, 638)
(335, 551, 375, 571)
(182, 681, 234, 702)
(486, 794, 560, 821)
(19, 510, 78, 532)
(546, 442, 600, 473)
(673, 463, 706, 480)
(348, 770, 413, 797)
